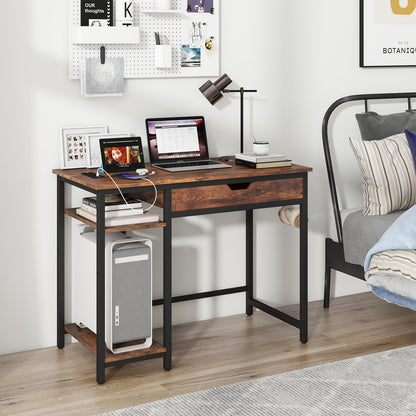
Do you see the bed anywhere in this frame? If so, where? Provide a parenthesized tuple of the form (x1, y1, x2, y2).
(322, 92, 416, 310)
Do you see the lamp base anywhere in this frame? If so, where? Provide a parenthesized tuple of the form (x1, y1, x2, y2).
(217, 155, 235, 163)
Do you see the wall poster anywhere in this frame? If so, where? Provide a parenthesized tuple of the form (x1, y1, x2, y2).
(360, 0, 416, 67)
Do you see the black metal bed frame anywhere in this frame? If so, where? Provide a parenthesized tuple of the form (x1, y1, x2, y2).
(322, 92, 416, 308)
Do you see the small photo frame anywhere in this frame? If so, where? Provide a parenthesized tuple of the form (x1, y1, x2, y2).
(187, 0, 214, 14)
(87, 132, 132, 167)
(181, 45, 201, 67)
(60, 125, 108, 169)
(81, 57, 125, 97)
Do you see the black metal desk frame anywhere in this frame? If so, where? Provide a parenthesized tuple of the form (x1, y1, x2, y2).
(56, 167, 310, 384)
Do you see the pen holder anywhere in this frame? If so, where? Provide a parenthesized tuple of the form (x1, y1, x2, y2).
(155, 45, 172, 68)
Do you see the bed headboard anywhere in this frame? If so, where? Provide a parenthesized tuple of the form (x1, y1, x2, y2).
(322, 92, 416, 244)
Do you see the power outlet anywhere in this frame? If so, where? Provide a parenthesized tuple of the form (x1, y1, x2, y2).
(115, 305, 120, 326)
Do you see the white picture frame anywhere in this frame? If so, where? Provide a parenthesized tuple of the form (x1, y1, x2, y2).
(60, 125, 108, 169)
(87, 132, 132, 167)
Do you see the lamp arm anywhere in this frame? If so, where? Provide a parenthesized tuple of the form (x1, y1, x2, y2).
(224, 89, 257, 93)
(223, 87, 257, 93)
(223, 88, 258, 153)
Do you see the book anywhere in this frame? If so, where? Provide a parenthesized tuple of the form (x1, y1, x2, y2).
(235, 152, 287, 163)
(235, 158, 292, 169)
(80, 1, 114, 26)
(82, 195, 143, 211)
(80, 202, 143, 217)
(76, 207, 159, 226)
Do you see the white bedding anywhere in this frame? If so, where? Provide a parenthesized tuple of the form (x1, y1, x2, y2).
(364, 205, 416, 310)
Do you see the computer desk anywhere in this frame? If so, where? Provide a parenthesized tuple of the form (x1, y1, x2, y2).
(53, 161, 312, 384)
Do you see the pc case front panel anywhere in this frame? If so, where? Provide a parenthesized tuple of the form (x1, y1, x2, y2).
(112, 242, 152, 345)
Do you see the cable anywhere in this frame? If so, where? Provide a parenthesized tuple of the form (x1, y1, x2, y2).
(99, 168, 158, 213)
(134, 176, 158, 212)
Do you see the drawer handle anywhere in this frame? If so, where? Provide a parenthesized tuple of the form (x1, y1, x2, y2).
(227, 182, 251, 191)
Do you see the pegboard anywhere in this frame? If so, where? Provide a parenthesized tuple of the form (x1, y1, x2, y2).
(68, 0, 219, 80)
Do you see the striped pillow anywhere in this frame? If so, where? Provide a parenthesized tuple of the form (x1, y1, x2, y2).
(349, 133, 416, 215)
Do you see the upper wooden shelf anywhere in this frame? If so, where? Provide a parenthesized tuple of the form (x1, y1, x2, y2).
(65, 208, 166, 233)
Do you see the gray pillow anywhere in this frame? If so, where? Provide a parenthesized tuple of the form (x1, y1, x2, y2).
(355, 110, 416, 140)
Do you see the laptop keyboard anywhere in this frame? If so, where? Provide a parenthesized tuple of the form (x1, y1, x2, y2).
(159, 160, 221, 168)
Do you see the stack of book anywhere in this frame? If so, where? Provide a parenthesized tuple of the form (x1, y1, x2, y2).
(76, 194, 159, 226)
(235, 152, 292, 169)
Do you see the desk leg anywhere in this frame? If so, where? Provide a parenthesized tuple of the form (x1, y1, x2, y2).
(246, 210, 254, 316)
(163, 189, 172, 371)
(57, 177, 65, 349)
(299, 175, 308, 344)
(96, 193, 106, 384)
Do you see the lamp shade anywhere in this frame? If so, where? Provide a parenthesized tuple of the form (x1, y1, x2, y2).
(199, 73, 232, 105)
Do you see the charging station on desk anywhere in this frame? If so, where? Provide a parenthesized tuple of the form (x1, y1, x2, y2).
(73, 229, 153, 354)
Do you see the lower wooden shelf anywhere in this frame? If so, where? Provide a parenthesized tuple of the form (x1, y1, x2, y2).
(65, 323, 166, 364)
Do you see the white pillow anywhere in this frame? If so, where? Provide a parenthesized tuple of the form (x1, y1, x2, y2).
(349, 133, 416, 215)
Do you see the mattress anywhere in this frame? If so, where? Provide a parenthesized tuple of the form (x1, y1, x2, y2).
(342, 209, 404, 266)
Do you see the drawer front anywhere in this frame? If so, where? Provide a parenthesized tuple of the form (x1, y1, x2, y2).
(171, 178, 303, 212)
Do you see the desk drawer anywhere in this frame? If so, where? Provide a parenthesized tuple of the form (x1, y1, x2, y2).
(171, 178, 303, 212)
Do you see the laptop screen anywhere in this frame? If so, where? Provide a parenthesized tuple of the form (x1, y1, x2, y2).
(145, 116, 208, 164)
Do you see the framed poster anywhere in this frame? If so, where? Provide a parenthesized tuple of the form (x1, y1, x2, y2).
(360, 0, 416, 67)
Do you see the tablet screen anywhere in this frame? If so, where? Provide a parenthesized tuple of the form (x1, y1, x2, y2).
(99, 137, 145, 172)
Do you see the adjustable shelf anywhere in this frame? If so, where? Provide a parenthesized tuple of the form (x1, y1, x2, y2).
(65, 323, 166, 364)
(141, 9, 184, 15)
(65, 208, 166, 233)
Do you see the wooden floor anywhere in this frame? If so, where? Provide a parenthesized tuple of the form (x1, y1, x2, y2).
(1, 292, 416, 416)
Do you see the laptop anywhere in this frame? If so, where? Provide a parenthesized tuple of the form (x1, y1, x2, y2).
(145, 116, 232, 172)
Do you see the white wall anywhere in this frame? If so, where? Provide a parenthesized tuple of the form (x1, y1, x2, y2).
(1, 0, 415, 355)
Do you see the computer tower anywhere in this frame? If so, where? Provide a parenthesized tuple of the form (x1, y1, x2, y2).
(77, 230, 152, 354)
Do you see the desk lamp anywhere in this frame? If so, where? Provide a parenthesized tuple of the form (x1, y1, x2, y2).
(199, 73, 257, 153)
